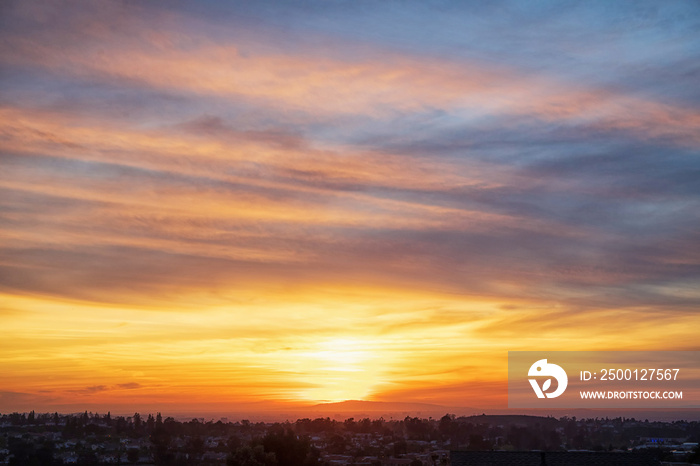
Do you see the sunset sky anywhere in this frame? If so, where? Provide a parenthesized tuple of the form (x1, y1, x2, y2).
(1, 1, 699, 416)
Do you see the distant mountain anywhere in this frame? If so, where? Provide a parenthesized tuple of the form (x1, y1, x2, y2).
(459, 414, 561, 427)
(312, 400, 446, 411)
(306, 400, 480, 418)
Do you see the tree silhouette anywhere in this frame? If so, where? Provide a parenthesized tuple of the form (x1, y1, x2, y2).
(127, 448, 139, 464)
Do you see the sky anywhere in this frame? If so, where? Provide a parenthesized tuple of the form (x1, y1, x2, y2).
(1, 0, 699, 416)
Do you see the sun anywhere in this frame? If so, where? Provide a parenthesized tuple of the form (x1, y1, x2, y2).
(316, 338, 370, 371)
(296, 337, 380, 403)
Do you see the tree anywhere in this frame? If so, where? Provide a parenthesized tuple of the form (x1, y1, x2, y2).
(467, 434, 491, 451)
(260, 425, 319, 466)
(439, 414, 455, 438)
(358, 418, 371, 433)
(227, 445, 276, 466)
(35, 442, 56, 466)
(77, 449, 99, 466)
(8, 438, 34, 466)
(393, 439, 407, 456)
(344, 418, 356, 432)
(185, 436, 205, 462)
(688, 445, 700, 464)
(327, 434, 348, 454)
(127, 448, 140, 464)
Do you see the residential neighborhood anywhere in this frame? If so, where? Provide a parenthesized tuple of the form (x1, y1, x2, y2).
(0, 412, 698, 465)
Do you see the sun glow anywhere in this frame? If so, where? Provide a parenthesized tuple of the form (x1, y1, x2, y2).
(294, 337, 381, 403)
(315, 338, 370, 372)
